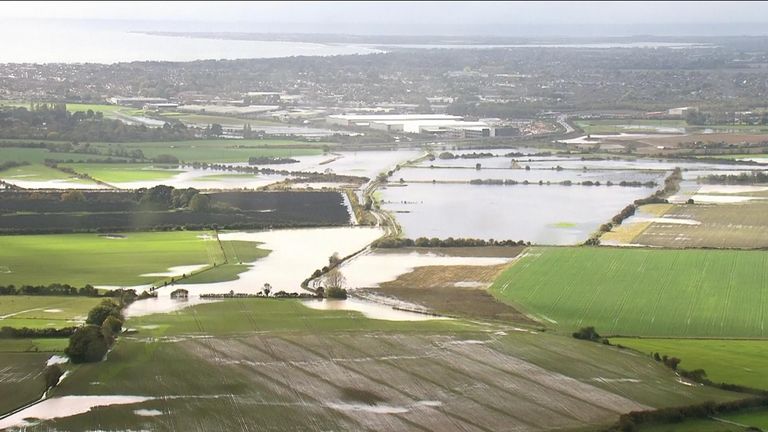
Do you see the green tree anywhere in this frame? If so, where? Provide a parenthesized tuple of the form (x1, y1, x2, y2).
(188, 193, 210, 212)
(60, 190, 85, 202)
(86, 299, 122, 327)
(65, 325, 109, 363)
(43, 364, 64, 389)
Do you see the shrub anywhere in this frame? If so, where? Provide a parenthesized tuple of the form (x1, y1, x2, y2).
(65, 325, 109, 363)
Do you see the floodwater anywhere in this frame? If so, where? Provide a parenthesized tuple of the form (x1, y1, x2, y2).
(303, 298, 448, 321)
(0, 20, 380, 63)
(140, 264, 208, 278)
(396, 166, 666, 184)
(155, 227, 383, 296)
(0, 395, 153, 429)
(243, 150, 424, 180)
(107, 168, 286, 190)
(0, 179, 108, 189)
(381, 182, 656, 243)
(124, 296, 217, 318)
(339, 251, 512, 288)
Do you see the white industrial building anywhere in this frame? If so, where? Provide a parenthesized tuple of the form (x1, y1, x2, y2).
(327, 114, 494, 137)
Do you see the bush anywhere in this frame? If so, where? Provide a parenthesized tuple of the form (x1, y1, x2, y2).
(572, 326, 601, 341)
(43, 364, 64, 389)
(324, 286, 348, 299)
(86, 299, 123, 326)
(65, 325, 109, 363)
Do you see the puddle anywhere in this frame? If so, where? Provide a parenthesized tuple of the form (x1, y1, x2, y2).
(134, 409, 163, 417)
(454, 281, 487, 288)
(303, 298, 448, 321)
(592, 377, 642, 383)
(0, 395, 153, 429)
(697, 185, 768, 194)
(46, 355, 69, 366)
(326, 402, 409, 414)
(124, 297, 217, 318)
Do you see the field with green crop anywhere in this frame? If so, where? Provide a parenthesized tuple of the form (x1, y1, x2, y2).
(10, 298, 736, 431)
(0, 296, 103, 329)
(0, 231, 227, 287)
(612, 338, 768, 390)
(61, 163, 182, 183)
(490, 247, 768, 337)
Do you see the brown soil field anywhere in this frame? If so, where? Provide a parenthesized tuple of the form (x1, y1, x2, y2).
(370, 263, 537, 323)
(634, 201, 768, 248)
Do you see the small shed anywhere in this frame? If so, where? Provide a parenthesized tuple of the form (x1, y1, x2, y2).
(170, 288, 189, 300)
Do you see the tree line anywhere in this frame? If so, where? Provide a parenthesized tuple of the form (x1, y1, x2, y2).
(0, 105, 194, 142)
(373, 237, 530, 248)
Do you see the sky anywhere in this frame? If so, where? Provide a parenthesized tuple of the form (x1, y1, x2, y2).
(1, 1, 768, 36)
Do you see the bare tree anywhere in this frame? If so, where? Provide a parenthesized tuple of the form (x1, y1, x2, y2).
(324, 268, 346, 289)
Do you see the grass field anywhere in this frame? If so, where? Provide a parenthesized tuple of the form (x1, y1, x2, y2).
(0, 231, 226, 287)
(0, 296, 103, 329)
(11, 298, 736, 431)
(0, 163, 94, 183)
(0, 148, 103, 164)
(0, 352, 52, 415)
(634, 202, 768, 248)
(639, 409, 768, 431)
(130, 140, 324, 163)
(61, 163, 182, 183)
(178, 240, 271, 284)
(612, 338, 768, 390)
(574, 119, 688, 134)
(490, 247, 768, 337)
(0, 138, 325, 165)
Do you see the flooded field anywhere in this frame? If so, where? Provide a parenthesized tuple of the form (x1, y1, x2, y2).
(153, 227, 383, 297)
(396, 166, 666, 183)
(381, 183, 656, 243)
(245, 150, 423, 180)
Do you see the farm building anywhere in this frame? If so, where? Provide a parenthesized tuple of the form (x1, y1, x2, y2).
(170, 288, 189, 300)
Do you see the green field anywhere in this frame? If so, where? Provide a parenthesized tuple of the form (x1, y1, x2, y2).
(0, 138, 325, 164)
(178, 240, 271, 284)
(574, 119, 688, 134)
(0, 163, 95, 184)
(14, 298, 736, 430)
(613, 338, 768, 390)
(0, 296, 103, 329)
(61, 163, 182, 183)
(0, 148, 98, 164)
(0, 352, 52, 415)
(132, 140, 323, 163)
(639, 409, 768, 431)
(490, 247, 768, 337)
(0, 231, 226, 287)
